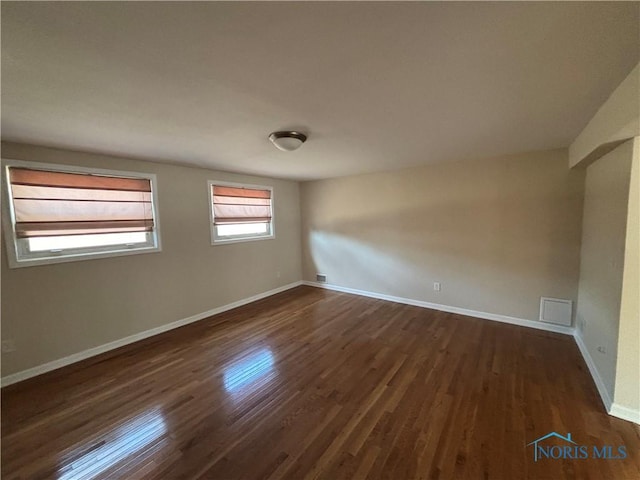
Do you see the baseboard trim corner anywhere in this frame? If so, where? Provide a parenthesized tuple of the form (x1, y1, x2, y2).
(609, 403, 640, 425)
(1, 280, 303, 388)
(302, 281, 574, 336)
(572, 331, 613, 412)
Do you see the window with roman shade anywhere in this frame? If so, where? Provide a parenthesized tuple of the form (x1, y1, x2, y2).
(3, 161, 160, 267)
(210, 182, 273, 243)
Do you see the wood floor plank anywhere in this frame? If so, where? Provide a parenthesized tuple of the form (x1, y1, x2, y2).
(2, 286, 639, 479)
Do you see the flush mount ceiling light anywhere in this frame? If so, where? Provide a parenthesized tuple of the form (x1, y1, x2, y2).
(268, 131, 307, 152)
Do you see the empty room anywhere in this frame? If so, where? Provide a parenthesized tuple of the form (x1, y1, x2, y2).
(1, 2, 639, 479)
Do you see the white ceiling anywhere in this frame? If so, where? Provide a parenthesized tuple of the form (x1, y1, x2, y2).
(2, 2, 638, 180)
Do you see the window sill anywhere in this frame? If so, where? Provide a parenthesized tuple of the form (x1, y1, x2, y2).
(7, 245, 161, 269)
(211, 234, 275, 246)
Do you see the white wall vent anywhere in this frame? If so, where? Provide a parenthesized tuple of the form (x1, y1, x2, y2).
(539, 297, 572, 326)
(316, 273, 327, 283)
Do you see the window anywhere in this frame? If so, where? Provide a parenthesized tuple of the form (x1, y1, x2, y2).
(2, 160, 161, 267)
(209, 181, 274, 244)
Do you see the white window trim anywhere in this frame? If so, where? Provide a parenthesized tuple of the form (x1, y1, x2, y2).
(1, 158, 162, 268)
(208, 179, 275, 245)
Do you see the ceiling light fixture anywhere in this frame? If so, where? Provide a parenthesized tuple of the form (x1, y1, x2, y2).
(268, 131, 307, 152)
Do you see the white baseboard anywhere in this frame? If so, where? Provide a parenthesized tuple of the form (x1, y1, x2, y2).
(609, 403, 640, 425)
(573, 331, 640, 425)
(1, 281, 303, 387)
(303, 281, 575, 336)
(573, 331, 613, 411)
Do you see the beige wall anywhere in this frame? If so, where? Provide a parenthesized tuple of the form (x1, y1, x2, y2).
(569, 63, 640, 168)
(614, 137, 640, 414)
(569, 59, 640, 420)
(1, 142, 302, 377)
(301, 149, 585, 323)
(575, 140, 633, 400)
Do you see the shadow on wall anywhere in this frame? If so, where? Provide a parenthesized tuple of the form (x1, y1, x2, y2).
(305, 186, 583, 319)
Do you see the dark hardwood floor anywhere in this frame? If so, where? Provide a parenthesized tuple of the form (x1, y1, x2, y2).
(2, 286, 639, 479)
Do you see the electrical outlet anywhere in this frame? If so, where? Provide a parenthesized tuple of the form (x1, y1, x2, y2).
(1, 339, 16, 353)
(433, 282, 441, 292)
(276, 271, 281, 278)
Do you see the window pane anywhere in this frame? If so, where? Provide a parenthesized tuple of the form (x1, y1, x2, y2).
(216, 223, 268, 237)
(28, 231, 148, 252)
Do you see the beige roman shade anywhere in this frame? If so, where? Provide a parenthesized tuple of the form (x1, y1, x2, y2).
(212, 185, 272, 225)
(8, 167, 154, 238)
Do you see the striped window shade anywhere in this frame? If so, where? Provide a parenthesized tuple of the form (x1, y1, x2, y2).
(212, 185, 272, 225)
(8, 167, 155, 238)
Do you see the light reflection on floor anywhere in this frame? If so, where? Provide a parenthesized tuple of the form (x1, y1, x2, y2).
(223, 348, 276, 395)
(57, 409, 167, 480)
